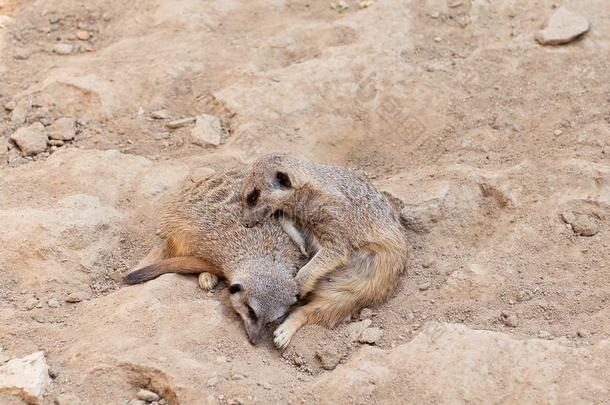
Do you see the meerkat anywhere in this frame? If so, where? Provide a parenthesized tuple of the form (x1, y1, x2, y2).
(240, 154, 409, 348)
(124, 169, 308, 345)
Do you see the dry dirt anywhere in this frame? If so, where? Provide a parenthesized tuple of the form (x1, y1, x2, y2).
(1, 0, 609, 404)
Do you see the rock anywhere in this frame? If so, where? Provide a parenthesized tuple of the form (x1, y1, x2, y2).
(47, 298, 60, 308)
(418, 282, 431, 291)
(75, 30, 91, 40)
(346, 319, 372, 341)
(359, 327, 384, 344)
(538, 330, 551, 339)
(500, 311, 519, 328)
(166, 117, 195, 129)
(360, 308, 374, 320)
(190, 114, 223, 147)
(10, 123, 48, 156)
(49, 139, 64, 147)
(316, 347, 342, 370)
(0, 354, 9, 365)
(13, 47, 32, 60)
(315, 323, 610, 403)
(151, 110, 170, 120)
(535, 7, 589, 46)
(553, 129, 563, 136)
(0, 351, 50, 404)
(137, 389, 160, 402)
(10, 101, 28, 124)
(570, 214, 599, 237)
(4, 100, 16, 111)
(64, 291, 89, 303)
(53, 43, 74, 55)
(48, 15, 60, 24)
(23, 298, 38, 311)
(577, 329, 589, 338)
(48, 117, 76, 141)
(400, 203, 442, 233)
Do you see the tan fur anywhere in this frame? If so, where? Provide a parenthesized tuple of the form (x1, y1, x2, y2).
(124, 169, 307, 345)
(240, 154, 409, 348)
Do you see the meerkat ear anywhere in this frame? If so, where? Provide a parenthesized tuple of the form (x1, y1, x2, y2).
(275, 170, 302, 190)
(229, 283, 243, 294)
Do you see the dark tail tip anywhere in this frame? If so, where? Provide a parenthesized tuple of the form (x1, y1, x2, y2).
(123, 265, 160, 284)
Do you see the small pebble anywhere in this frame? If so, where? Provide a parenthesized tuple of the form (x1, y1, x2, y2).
(53, 43, 74, 55)
(151, 110, 170, 120)
(360, 308, 374, 320)
(538, 330, 551, 339)
(553, 129, 563, 136)
(577, 329, 589, 338)
(4, 100, 16, 111)
(166, 117, 195, 129)
(137, 389, 160, 402)
(75, 30, 91, 40)
(24, 297, 39, 311)
(64, 291, 89, 303)
(359, 327, 384, 344)
(13, 47, 32, 60)
(418, 282, 431, 291)
(47, 298, 60, 308)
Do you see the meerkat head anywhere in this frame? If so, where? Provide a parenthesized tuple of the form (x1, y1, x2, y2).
(228, 263, 298, 345)
(241, 154, 301, 228)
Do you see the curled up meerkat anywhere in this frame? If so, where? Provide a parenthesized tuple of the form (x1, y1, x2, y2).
(124, 169, 308, 345)
(240, 154, 409, 348)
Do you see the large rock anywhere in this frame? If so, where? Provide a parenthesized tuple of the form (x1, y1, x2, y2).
(48, 117, 76, 141)
(190, 114, 223, 147)
(10, 123, 48, 156)
(0, 351, 50, 404)
(535, 7, 589, 46)
(315, 323, 610, 403)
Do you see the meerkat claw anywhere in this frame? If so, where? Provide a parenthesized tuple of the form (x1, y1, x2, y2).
(273, 324, 294, 349)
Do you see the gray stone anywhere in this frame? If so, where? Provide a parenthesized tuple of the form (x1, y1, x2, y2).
(137, 389, 160, 402)
(535, 7, 589, 46)
(47, 298, 60, 308)
(53, 43, 74, 55)
(10, 123, 48, 156)
(190, 114, 223, 147)
(0, 351, 50, 405)
(359, 327, 384, 344)
(48, 117, 76, 141)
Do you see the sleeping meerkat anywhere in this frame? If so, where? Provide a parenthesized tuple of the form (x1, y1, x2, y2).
(240, 154, 409, 348)
(124, 169, 307, 345)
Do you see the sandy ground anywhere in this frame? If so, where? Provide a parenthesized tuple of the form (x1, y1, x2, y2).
(1, 0, 609, 404)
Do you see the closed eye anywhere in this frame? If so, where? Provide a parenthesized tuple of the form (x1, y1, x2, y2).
(246, 305, 258, 321)
(247, 189, 260, 207)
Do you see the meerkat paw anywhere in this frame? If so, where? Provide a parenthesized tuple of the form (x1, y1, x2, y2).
(198, 272, 219, 290)
(273, 321, 298, 349)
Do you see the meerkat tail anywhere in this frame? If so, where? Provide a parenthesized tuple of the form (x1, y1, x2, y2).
(123, 256, 223, 284)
